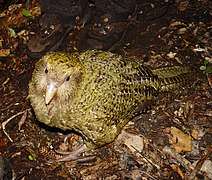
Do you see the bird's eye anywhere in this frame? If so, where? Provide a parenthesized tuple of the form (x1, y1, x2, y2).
(66, 76, 70, 81)
(45, 68, 48, 74)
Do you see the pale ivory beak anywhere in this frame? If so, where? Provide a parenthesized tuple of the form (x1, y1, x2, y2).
(45, 83, 57, 105)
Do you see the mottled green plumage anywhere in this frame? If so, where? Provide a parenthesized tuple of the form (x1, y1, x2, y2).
(28, 50, 190, 149)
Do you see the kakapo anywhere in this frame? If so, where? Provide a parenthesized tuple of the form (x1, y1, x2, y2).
(28, 50, 190, 161)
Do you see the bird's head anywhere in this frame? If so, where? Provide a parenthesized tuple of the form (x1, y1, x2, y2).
(32, 52, 83, 105)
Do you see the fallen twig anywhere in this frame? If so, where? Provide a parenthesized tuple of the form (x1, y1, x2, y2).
(131, 145, 160, 170)
(163, 146, 192, 171)
(187, 145, 212, 180)
(1, 109, 30, 142)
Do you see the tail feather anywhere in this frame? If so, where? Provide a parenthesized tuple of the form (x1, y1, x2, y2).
(152, 66, 191, 92)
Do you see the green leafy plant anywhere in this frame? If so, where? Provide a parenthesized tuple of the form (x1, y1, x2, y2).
(21, 9, 33, 18)
(28, 153, 36, 161)
(200, 59, 212, 74)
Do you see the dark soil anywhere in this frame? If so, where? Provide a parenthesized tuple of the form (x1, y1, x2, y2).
(0, 0, 211, 179)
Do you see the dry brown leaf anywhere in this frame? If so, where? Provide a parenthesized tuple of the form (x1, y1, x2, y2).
(191, 128, 199, 140)
(116, 130, 144, 153)
(171, 164, 184, 180)
(169, 127, 192, 153)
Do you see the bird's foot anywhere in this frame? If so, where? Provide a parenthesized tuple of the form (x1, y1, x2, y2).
(49, 144, 95, 162)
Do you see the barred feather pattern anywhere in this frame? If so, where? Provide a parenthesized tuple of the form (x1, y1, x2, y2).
(28, 50, 191, 149)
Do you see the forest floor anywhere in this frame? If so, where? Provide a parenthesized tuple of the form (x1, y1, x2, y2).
(0, 0, 211, 179)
